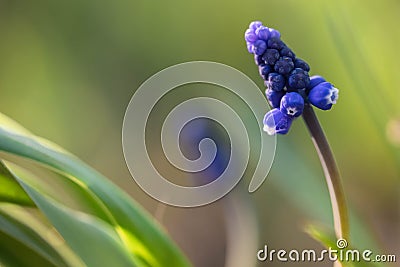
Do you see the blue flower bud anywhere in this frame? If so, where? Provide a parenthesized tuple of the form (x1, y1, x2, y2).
(274, 57, 294, 75)
(245, 29, 258, 43)
(259, 64, 272, 78)
(308, 82, 339, 110)
(262, 49, 280, 65)
(288, 68, 310, 89)
(255, 26, 270, 41)
(265, 89, 285, 108)
(263, 108, 293, 135)
(249, 21, 263, 31)
(280, 46, 295, 59)
(266, 73, 285, 92)
(253, 40, 267, 55)
(247, 43, 253, 53)
(307, 75, 326, 90)
(267, 37, 285, 50)
(268, 28, 281, 39)
(294, 58, 310, 72)
(280, 92, 305, 117)
(254, 54, 264, 65)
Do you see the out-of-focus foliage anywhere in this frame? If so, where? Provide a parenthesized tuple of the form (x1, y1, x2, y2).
(0, 114, 190, 266)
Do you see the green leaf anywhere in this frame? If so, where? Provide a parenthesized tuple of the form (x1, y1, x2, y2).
(0, 230, 57, 267)
(0, 203, 84, 267)
(3, 160, 157, 266)
(0, 113, 191, 267)
(0, 160, 34, 206)
(5, 163, 140, 267)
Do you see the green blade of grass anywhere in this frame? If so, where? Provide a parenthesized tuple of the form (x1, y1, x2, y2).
(5, 162, 141, 267)
(0, 202, 84, 267)
(0, 113, 191, 267)
(0, 163, 34, 206)
(0, 230, 57, 267)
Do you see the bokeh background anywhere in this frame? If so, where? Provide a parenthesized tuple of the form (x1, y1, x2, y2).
(0, 0, 399, 266)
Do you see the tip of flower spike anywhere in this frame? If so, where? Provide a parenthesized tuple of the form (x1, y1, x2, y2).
(245, 22, 282, 56)
(249, 21, 263, 31)
(268, 28, 281, 39)
(255, 26, 270, 40)
(253, 40, 267, 55)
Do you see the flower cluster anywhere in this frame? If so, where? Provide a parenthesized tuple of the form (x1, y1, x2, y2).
(245, 21, 339, 135)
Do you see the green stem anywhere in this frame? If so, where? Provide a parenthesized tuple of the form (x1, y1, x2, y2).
(302, 105, 349, 240)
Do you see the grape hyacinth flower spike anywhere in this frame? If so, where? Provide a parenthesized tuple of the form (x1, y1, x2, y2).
(245, 21, 349, 246)
(245, 21, 339, 135)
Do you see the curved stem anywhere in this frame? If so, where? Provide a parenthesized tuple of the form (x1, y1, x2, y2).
(302, 105, 349, 240)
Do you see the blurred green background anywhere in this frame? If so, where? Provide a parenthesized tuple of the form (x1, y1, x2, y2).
(0, 0, 399, 266)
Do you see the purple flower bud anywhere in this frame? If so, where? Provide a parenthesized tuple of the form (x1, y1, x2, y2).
(308, 82, 339, 110)
(274, 57, 294, 75)
(294, 58, 310, 72)
(263, 108, 293, 135)
(262, 49, 280, 65)
(280, 92, 305, 117)
(259, 64, 272, 78)
(280, 46, 295, 59)
(253, 40, 267, 55)
(288, 68, 310, 89)
(245, 29, 258, 43)
(307, 75, 326, 90)
(266, 73, 285, 92)
(255, 26, 270, 41)
(265, 89, 285, 108)
(268, 28, 281, 39)
(254, 54, 264, 65)
(247, 43, 253, 53)
(267, 37, 284, 50)
(249, 21, 263, 31)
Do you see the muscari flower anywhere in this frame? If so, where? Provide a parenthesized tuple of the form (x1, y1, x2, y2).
(308, 82, 339, 110)
(266, 73, 285, 92)
(263, 108, 293, 135)
(244, 21, 339, 135)
(265, 89, 285, 108)
(280, 92, 304, 117)
(288, 68, 310, 89)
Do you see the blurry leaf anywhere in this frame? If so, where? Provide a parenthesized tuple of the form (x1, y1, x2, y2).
(6, 163, 138, 267)
(0, 203, 84, 267)
(0, 113, 191, 267)
(0, 230, 57, 267)
(3, 160, 157, 267)
(0, 161, 34, 206)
